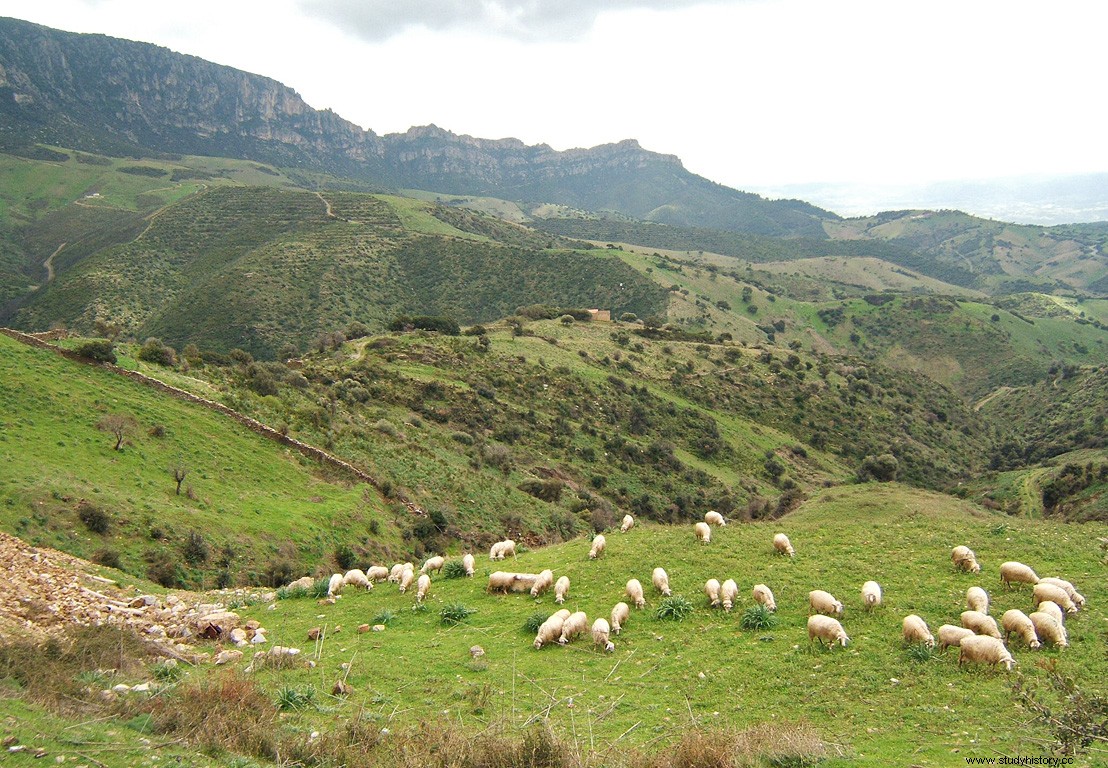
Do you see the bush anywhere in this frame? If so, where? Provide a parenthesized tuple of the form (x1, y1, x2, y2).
(440, 603, 476, 625)
(857, 453, 899, 482)
(523, 612, 550, 635)
(91, 547, 122, 569)
(335, 544, 358, 570)
(518, 478, 564, 503)
(388, 315, 460, 335)
(77, 500, 110, 534)
(740, 604, 778, 631)
(74, 339, 116, 364)
(182, 532, 209, 566)
(442, 559, 468, 579)
(138, 337, 176, 367)
(655, 595, 694, 621)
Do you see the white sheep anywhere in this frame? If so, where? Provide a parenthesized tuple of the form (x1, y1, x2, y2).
(552, 608, 571, 622)
(1028, 611, 1068, 648)
(951, 545, 980, 573)
(531, 569, 554, 598)
(752, 584, 777, 612)
(487, 571, 515, 593)
(1039, 577, 1085, 609)
(1036, 601, 1065, 626)
(626, 578, 646, 609)
(1001, 609, 1041, 649)
(861, 581, 882, 610)
(533, 614, 565, 649)
(1000, 561, 1039, 589)
(420, 556, 445, 575)
(620, 514, 634, 533)
(462, 553, 475, 577)
(902, 614, 935, 648)
(416, 573, 431, 603)
(327, 573, 345, 596)
(558, 611, 589, 644)
(591, 618, 615, 652)
(490, 539, 517, 560)
(398, 566, 415, 593)
(937, 624, 976, 652)
(589, 534, 607, 559)
(343, 569, 372, 591)
(773, 532, 795, 557)
(966, 586, 989, 614)
(705, 578, 721, 608)
(958, 635, 1015, 671)
(1032, 583, 1078, 614)
(610, 602, 630, 634)
(652, 567, 672, 597)
(694, 522, 711, 544)
(365, 566, 390, 583)
(720, 579, 738, 612)
(388, 563, 408, 583)
(808, 590, 843, 617)
(705, 510, 726, 527)
(554, 576, 570, 604)
(489, 542, 502, 560)
(960, 610, 1001, 639)
(808, 615, 849, 648)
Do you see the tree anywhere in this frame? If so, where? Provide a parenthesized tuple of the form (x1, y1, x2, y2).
(97, 413, 138, 450)
(171, 463, 188, 495)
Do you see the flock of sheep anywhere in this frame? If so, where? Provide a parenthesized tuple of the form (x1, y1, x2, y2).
(312, 513, 1086, 671)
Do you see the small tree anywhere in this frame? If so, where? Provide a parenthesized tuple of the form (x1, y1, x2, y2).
(858, 453, 899, 482)
(171, 463, 188, 495)
(75, 339, 117, 364)
(97, 413, 138, 450)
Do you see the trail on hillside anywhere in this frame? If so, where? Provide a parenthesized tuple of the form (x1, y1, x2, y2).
(42, 242, 65, 283)
(973, 385, 1014, 411)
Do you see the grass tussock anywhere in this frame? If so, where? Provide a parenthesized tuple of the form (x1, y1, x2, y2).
(638, 722, 827, 768)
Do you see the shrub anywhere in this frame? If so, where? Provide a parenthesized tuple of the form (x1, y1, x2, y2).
(857, 453, 899, 482)
(335, 544, 358, 570)
(374, 419, 399, 437)
(373, 609, 396, 626)
(518, 478, 564, 503)
(91, 547, 122, 570)
(1012, 659, 1108, 756)
(906, 643, 935, 663)
(741, 604, 778, 631)
(440, 603, 476, 625)
(655, 595, 694, 621)
(442, 559, 468, 579)
(388, 315, 460, 335)
(74, 339, 116, 364)
(138, 337, 176, 367)
(77, 500, 110, 534)
(523, 612, 550, 634)
(275, 685, 317, 711)
(182, 532, 210, 566)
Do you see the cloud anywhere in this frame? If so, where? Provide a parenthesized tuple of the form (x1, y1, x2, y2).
(295, 0, 721, 42)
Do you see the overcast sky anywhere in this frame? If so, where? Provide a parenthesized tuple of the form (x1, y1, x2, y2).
(3, 1, 1106, 214)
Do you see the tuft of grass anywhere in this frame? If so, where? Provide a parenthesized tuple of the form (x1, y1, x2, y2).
(740, 604, 778, 631)
(655, 595, 694, 621)
(523, 612, 550, 635)
(372, 609, 396, 626)
(440, 603, 475, 625)
(275, 684, 317, 711)
(442, 559, 468, 579)
(151, 660, 184, 683)
(906, 643, 936, 663)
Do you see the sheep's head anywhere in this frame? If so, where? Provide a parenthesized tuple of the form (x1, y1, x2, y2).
(1029, 639, 1041, 650)
(603, 641, 615, 653)
(838, 632, 850, 647)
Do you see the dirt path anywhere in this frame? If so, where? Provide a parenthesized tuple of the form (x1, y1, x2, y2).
(973, 385, 1014, 412)
(316, 191, 336, 218)
(43, 242, 65, 283)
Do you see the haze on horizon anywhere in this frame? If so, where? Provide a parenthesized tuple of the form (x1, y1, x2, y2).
(2, 0, 1106, 224)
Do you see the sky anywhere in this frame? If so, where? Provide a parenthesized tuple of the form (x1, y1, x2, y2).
(3, 1, 1107, 217)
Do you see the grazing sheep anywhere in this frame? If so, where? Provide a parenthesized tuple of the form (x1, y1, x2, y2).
(462, 554, 475, 577)
(626, 579, 646, 609)
(773, 533, 795, 557)
(420, 556, 445, 575)
(327, 573, 345, 596)
(1000, 561, 1040, 589)
(620, 514, 634, 533)
(398, 566, 415, 593)
(365, 566, 390, 583)
(705, 510, 727, 527)
(959, 635, 1016, 671)
(388, 563, 408, 583)
(1001, 609, 1041, 649)
(558, 611, 589, 644)
(808, 590, 844, 617)
(552, 608, 571, 622)
(531, 569, 554, 598)
(960, 610, 1002, 639)
(705, 578, 722, 608)
(808, 615, 849, 648)
(592, 618, 615, 652)
(589, 534, 607, 559)
(487, 571, 515, 593)
(611, 602, 630, 634)
(752, 584, 777, 612)
(343, 569, 372, 590)
(554, 576, 570, 604)
(951, 545, 981, 573)
(966, 586, 989, 614)
(1028, 611, 1068, 648)
(489, 542, 502, 560)
(902, 614, 935, 648)
(490, 539, 517, 560)
(1037, 601, 1065, 626)
(1032, 583, 1078, 614)
(652, 567, 672, 597)
(534, 614, 566, 649)
(694, 522, 711, 544)
(416, 574, 431, 603)
(721, 579, 738, 612)
(1039, 577, 1085, 609)
(938, 624, 976, 652)
(861, 581, 882, 610)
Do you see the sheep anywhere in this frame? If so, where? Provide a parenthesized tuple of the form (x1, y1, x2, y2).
(861, 581, 882, 610)
(558, 611, 589, 644)
(554, 576, 570, 604)
(808, 615, 849, 648)
(489, 542, 502, 560)
(462, 553, 475, 577)
(531, 569, 554, 598)
(951, 545, 980, 573)
(626, 579, 646, 609)
(486, 572, 539, 594)
(552, 608, 571, 621)
(611, 602, 630, 634)
(958, 635, 1015, 671)
(1000, 561, 1040, 589)
(752, 584, 777, 612)
(694, 522, 711, 544)
(365, 566, 390, 583)
(416, 573, 431, 603)
(343, 569, 372, 591)
(937, 624, 976, 652)
(1001, 609, 1041, 649)
(705, 510, 727, 527)
(490, 539, 517, 560)
(705, 578, 721, 608)
(591, 618, 615, 652)
(1032, 583, 1078, 614)
(808, 590, 843, 617)
(721, 579, 738, 612)
(420, 556, 445, 575)
(960, 610, 1001, 639)
(620, 514, 634, 533)
(1039, 577, 1085, 609)
(773, 532, 795, 557)
(327, 573, 345, 596)
(902, 614, 935, 648)
(1037, 600, 1065, 626)
(652, 567, 672, 597)
(388, 563, 408, 583)
(966, 586, 989, 614)
(398, 566, 415, 593)
(533, 614, 565, 649)
(589, 534, 607, 560)
(1028, 611, 1068, 648)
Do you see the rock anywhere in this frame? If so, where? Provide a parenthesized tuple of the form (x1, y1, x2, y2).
(213, 650, 243, 665)
(229, 628, 248, 646)
(372, 624, 386, 632)
(244, 619, 261, 630)
(307, 626, 322, 641)
(357, 623, 370, 633)
(131, 682, 151, 693)
(469, 645, 485, 658)
(111, 683, 131, 694)
(250, 631, 267, 644)
(317, 597, 336, 606)
(130, 595, 157, 608)
(332, 680, 352, 696)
